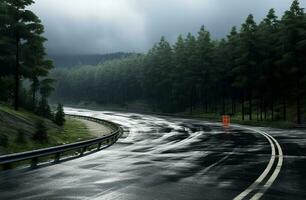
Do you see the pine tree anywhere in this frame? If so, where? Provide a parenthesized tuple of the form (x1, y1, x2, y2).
(54, 103, 65, 126)
(233, 14, 259, 120)
(36, 97, 51, 118)
(196, 26, 214, 112)
(257, 9, 280, 121)
(144, 36, 173, 112)
(33, 120, 47, 142)
(4, 0, 51, 110)
(0, 1, 14, 77)
(173, 34, 187, 110)
(35, 78, 54, 118)
(226, 27, 240, 115)
(22, 30, 53, 108)
(185, 33, 198, 113)
(278, 0, 306, 123)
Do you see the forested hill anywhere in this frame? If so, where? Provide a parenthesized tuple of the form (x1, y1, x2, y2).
(51, 0, 306, 125)
(49, 52, 135, 68)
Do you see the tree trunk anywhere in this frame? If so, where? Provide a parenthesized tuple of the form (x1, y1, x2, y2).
(222, 95, 225, 115)
(296, 76, 302, 124)
(14, 35, 20, 111)
(283, 97, 286, 121)
(214, 95, 218, 113)
(297, 96, 301, 124)
(264, 100, 267, 120)
(190, 89, 193, 114)
(32, 87, 36, 108)
(202, 93, 205, 112)
(271, 99, 274, 121)
(249, 93, 252, 120)
(202, 90, 207, 113)
(242, 93, 245, 121)
(256, 101, 259, 121)
(32, 78, 38, 109)
(260, 99, 263, 121)
(231, 97, 236, 115)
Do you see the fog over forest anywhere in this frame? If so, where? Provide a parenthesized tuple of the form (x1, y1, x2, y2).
(30, 0, 305, 55)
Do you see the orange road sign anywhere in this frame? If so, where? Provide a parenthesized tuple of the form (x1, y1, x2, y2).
(222, 115, 230, 126)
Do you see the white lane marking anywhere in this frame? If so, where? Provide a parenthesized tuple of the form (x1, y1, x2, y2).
(233, 126, 283, 200)
(250, 132, 283, 200)
(66, 108, 284, 200)
(233, 128, 276, 200)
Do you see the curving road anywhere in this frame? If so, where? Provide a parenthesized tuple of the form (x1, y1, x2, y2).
(0, 107, 306, 200)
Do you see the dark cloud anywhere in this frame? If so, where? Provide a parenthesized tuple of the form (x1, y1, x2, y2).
(30, 0, 306, 55)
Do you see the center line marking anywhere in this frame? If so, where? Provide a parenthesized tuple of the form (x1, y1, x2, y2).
(233, 126, 283, 200)
(250, 131, 283, 200)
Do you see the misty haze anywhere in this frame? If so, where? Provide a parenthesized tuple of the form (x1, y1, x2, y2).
(31, 0, 298, 55)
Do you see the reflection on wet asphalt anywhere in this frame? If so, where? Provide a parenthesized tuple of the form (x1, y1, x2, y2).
(0, 107, 305, 200)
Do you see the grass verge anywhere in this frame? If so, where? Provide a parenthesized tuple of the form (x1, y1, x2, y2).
(0, 104, 94, 155)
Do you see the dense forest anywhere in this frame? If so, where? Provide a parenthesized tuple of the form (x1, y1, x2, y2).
(52, 0, 306, 124)
(0, 0, 53, 115)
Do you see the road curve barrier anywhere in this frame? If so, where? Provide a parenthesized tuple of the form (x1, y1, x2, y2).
(0, 114, 123, 170)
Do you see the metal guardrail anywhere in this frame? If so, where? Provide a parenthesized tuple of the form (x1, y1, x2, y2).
(0, 114, 122, 170)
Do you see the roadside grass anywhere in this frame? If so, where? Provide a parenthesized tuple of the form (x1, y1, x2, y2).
(47, 117, 95, 145)
(0, 104, 93, 155)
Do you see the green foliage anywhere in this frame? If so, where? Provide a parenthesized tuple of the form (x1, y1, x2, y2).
(0, 106, 94, 154)
(144, 36, 174, 112)
(15, 130, 26, 144)
(0, 135, 9, 147)
(33, 120, 48, 142)
(0, 0, 53, 111)
(54, 103, 65, 126)
(51, 1, 306, 123)
(36, 98, 52, 119)
(39, 78, 55, 98)
(51, 55, 145, 105)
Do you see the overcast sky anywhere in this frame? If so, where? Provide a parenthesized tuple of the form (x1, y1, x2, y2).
(30, 0, 306, 55)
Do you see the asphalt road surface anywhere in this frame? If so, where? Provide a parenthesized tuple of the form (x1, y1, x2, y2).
(0, 107, 306, 200)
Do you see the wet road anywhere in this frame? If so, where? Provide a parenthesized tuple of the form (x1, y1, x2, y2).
(0, 107, 306, 200)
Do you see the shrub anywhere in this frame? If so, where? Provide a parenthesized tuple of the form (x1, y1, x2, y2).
(36, 98, 52, 119)
(0, 135, 8, 147)
(33, 120, 48, 142)
(15, 130, 26, 144)
(54, 103, 65, 126)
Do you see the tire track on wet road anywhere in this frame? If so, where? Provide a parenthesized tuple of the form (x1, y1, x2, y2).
(0, 108, 283, 200)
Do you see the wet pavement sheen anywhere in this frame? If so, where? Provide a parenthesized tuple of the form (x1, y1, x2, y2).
(0, 107, 305, 200)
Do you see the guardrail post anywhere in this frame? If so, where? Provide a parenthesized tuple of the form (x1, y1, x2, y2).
(80, 147, 87, 156)
(97, 142, 102, 150)
(54, 153, 61, 163)
(31, 157, 38, 168)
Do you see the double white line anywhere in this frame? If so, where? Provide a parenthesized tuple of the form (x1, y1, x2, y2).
(233, 126, 283, 200)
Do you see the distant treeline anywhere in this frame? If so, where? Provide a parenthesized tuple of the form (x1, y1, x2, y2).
(49, 52, 135, 68)
(52, 0, 306, 123)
